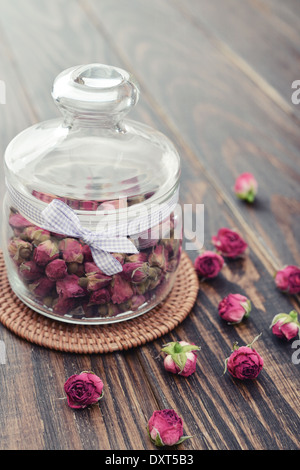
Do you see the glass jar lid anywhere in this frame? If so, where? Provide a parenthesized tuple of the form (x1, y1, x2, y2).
(4, 63, 181, 215)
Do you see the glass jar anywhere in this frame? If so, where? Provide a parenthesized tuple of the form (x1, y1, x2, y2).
(2, 64, 181, 324)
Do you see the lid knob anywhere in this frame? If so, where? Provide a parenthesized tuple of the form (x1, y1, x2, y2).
(52, 63, 140, 118)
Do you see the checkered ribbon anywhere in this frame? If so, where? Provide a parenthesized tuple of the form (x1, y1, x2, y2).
(6, 181, 179, 275)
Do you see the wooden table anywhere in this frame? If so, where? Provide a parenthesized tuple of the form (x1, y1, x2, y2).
(0, 0, 299, 452)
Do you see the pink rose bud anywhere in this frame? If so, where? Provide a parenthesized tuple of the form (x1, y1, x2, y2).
(64, 371, 104, 409)
(234, 172, 258, 203)
(147, 409, 191, 447)
(122, 262, 150, 283)
(9, 213, 33, 230)
(125, 252, 148, 263)
(56, 274, 87, 298)
(82, 244, 93, 262)
(224, 334, 264, 380)
(161, 341, 201, 377)
(8, 238, 33, 264)
(110, 274, 134, 304)
(270, 310, 300, 341)
(33, 240, 59, 266)
(23, 226, 51, 245)
(194, 250, 224, 279)
(58, 238, 84, 263)
(218, 293, 251, 324)
(148, 245, 168, 270)
(45, 259, 68, 281)
(89, 288, 111, 305)
(28, 276, 55, 297)
(84, 263, 112, 291)
(212, 227, 248, 258)
(274, 265, 300, 294)
(19, 261, 44, 281)
(129, 294, 146, 311)
(52, 295, 75, 315)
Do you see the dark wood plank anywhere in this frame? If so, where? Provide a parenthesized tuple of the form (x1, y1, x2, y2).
(172, 0, 300, 121)
(82, 0, 300, 269)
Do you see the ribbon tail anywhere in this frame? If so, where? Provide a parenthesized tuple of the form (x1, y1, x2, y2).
(90, 246, 124, 276)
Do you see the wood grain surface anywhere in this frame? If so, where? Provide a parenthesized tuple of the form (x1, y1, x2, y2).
(0, 0, 299, 451)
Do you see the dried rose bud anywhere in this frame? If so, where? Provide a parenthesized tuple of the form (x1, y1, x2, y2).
(45, 259, 68, 281)
(110, 274, 134, 304)
(56, 274, 87, 298)
(82, 244, 93, 262)
(19, 261, 44, 281)
(147, 409, 191, 447)
(64, 371, 104, 409)
(53, 295, 75, 315)
(224, 334, 263, 380)
(23, 226, 51, 245)
(33, 240, 59, 266)
(194, 250, 224, 279)
(270, 310, 300, 341)
(212, 228, 248, 258)
(122, 261, 150, 283)
(161, 341, 200, 377)
(234, 172, 258, 203)
(125, 252, 148, 264)
(148, 245, 167, 270)
(274, 265, 300, 295)
(112, 252, 126, 265)
(8, 238, 33, 264)
(129, 294, 146, 311)
(84, 267, 112, 291)
(58, 238, 84, 263)
(28, 276, 55, 298)
(89, 288, 111, 305)
(9, 213, 33, 230)
(218, 293, 251, 324)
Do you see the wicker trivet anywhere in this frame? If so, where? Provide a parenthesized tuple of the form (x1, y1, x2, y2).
(0, 251, 199, 353)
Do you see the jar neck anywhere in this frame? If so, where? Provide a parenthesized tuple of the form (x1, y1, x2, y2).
(62, 111, 125, 131)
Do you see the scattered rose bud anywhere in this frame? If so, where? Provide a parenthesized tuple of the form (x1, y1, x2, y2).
(19, 261, 44, 281)
(270, 310, 300, 341)
(212, 227, 248, 258)
(45, 259, 68, 281)
(28, 276, 55, 298)
(59, 238, 84, 264)
(110, 274, 134, 304)
(33, 240, 59, 266)
(194, 250, 224, 279)
(64, 371, 104, 409)
(148, 245, 167, 270)
(224, 334, 264, 380)
(56, 274, 87, 298)
(274, 265, 300, 295)
(234, 172, 258, 203)
(147, 409, 191, 447)
(8, 238, 33, 264)
(161, 341, 200, 377)
(218, 293, 251, 324)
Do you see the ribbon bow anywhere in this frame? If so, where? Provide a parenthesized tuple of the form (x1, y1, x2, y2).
(41, 199, 138, 275)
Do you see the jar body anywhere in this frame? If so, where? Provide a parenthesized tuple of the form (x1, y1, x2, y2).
(3, 191, 182, 324)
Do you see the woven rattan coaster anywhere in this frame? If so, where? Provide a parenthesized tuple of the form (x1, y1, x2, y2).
(0, 251, 199, 353)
